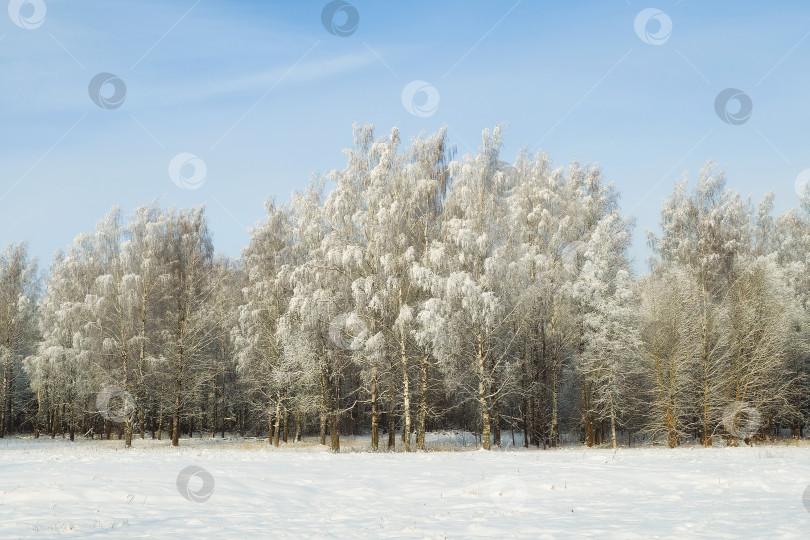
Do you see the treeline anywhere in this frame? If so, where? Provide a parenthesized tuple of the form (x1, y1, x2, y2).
(0, 125, 808, 450)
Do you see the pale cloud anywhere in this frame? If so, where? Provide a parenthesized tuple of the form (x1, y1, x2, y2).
(153, 50, 384, 107)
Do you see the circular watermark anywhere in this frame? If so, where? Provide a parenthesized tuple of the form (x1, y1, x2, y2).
(722, 401, 761, 439)
(401, 80, 440, 118)
(169, 153, 207, 190)
(88, 73, 127, 110)
(96, 385, 135, 423)
(714, 88, 752, 125)
(634, 8, 672, 46)
(803, 485, 810, 514)
(8, 0, 46, 30)
(321, 0, 359, 37)
(176, 466, 215, 503)
(328, 312, 367, 350)
(794, 169, 810, 199)
(488, 476, 528, 510)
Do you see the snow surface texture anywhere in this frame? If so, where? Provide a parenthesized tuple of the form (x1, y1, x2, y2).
(1, 436, 810, 538)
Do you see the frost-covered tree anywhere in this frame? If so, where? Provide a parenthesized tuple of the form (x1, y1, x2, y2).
(7, 125, 810, 449)
(26, 236, 98, 440)
(125, 202, 169, 440)
(0, 243, 39, 437)
(721, 255, 805, 443)
(650, 163, 752, 446)
(637, 264, 702, 447)
(575, 213, 639, 448)
(773, 191, 810, 437)
(160, 207, 216, 446)
(81, 208, 142, 446)
(236, 200, 300, 445)
(280, 179, 351, 452)
(413, 127, 514, 450)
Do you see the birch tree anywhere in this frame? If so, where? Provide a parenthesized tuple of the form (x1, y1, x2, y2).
(0, 243, 39, 437)
(161, 207, 215, 446)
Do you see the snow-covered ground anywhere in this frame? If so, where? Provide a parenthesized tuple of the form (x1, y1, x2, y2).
(2, 435, 810, 538)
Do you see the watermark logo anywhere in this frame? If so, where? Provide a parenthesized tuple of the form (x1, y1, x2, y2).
(321, 1, 359, 37)
(714, 88, 752, 125)
(176, 466, 215, 503)
(88, 73, 127, 110)
(794, 169, 810, 200)
(96, 385, 135, 423)
(401, 80, 440, 118)
(8, 0, 46, 30)
(169, 153, 207, 190)
(721, 401, 760, 439)
(634, 8, 672, 46)
(328, 312, 367, 350)
(803, 485, 810, 514)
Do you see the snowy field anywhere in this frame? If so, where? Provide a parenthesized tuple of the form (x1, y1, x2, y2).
(2, 436, 810, 538)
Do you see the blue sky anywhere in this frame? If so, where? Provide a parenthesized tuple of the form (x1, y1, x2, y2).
(1, 0, 809, 273)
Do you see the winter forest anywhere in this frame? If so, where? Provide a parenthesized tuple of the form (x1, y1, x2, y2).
(1, 125, 809, 452)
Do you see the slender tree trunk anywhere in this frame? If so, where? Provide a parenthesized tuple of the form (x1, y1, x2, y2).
(520, 349, 529, 448)
(528, 393, 537, 447)
(273, 397, 281, 447)
(654, 337, 678, 448)
(388, 407, 395, 449)
(477, 329, 491, 450)
(329, 412, 340, 452)
(370, 366, 379, 450)
(69, 402, 75, 441)
(319, 412, 326, 445)
(212, 384, 218, 439)
(491, 361, 501, 448)
(701, 359, 711, 447)
(700, 277, 713, 448)
(492, 403, 501, 448)
(172, 380, 181, 447)
(0, 362, 7, 438)
(551, 366, 559, 447)
(283, 406, 288, 443)
(535, 333, 544, 448)
(171, 290, 188, 448)
(123, 349, 133, 448)
(609, 395, 617, 449)
(416, 353, 429, 450)
(34, 388, 42, 438)
(319, 355, 331, 446)
(522, 402, 529, 448)
(268, 403, 274, 444)
(6, 378, 12, 436)
(399, 287, 411, 451)
(138, 285, 148, 441)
